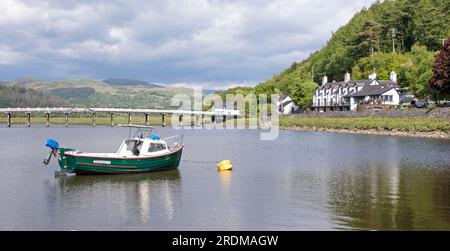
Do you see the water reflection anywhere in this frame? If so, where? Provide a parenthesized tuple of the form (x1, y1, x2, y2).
(53, 170, 181, 226)
(327, 164, 450, 230)
(2, 127, 450, 230)
(219, 171, 233, 191)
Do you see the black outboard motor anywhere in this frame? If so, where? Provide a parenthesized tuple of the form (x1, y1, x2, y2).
(43, 139, 59, 165)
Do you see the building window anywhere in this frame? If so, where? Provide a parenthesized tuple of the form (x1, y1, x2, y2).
(382, 95, 393, 102)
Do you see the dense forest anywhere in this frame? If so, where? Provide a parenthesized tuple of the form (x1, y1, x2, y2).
(0, 86, 69, 107)
(222, 0, 450, 104)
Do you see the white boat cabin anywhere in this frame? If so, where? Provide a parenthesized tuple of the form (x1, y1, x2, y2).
(117, 137, 170, 157)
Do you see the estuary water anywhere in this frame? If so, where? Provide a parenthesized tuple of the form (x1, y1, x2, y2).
(0, 125, 449, 230)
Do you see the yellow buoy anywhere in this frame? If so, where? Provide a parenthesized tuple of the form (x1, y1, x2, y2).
(217, 160, 233, 171)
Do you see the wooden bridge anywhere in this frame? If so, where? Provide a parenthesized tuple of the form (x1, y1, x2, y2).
(0, 107, 241, 127)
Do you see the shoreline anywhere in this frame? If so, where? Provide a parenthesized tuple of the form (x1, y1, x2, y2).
(280, 126, 450, 140)
(3, 117, 450, 140)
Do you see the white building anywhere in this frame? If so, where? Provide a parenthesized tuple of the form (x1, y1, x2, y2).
(312, 72, 402, 111)
(277, 96, 300, 115)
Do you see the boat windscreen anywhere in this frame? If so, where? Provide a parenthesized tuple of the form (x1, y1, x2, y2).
(125, 139, 143, 156)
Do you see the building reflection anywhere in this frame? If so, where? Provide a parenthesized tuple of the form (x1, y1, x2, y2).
(53, 170, 181, 225)
(326, 159, 450, 230)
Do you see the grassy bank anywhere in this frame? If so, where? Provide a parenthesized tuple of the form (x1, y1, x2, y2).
(3, 114, 449, 134)
(280, 117, 450, 133)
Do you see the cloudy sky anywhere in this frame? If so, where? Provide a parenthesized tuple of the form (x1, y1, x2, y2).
(0, 0, 376, 88)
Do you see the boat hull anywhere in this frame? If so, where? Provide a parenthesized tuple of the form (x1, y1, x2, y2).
(58, 147, 183, 175)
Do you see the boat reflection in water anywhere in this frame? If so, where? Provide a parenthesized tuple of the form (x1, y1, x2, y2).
(54, 170, 181, 227)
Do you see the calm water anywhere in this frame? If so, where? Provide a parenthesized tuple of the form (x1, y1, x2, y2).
(0, 125, 449, 230)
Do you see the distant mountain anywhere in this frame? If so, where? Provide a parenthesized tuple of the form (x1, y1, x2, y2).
(0, 77, 116, 94)
(0, 85, 69, 107)
(0, 77, 48, 87)
(0, 77, 196, 109)
(103, 78, 163, 88)
(203, 89, 222, 94)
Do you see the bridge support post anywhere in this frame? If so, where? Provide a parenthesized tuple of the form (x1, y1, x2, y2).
(144, 113, 149, 126)
(27, 113, 31, 127)
(195, 115, 200, 126)
(65, 113, 69, 127)
(92, 113, 96, 127)
(179, 114, 183, 126)
(110, 113, 114, 127)
(202, 114, 205, 126)
(7, 113, 11, 127)
(161, 113, 166, 127)
(46, 113, 50, 127)
(128, 113, 131, 125)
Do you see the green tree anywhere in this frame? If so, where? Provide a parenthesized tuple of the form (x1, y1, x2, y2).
(400, 44, 434, 98)
(352, 52, 410, 81)
(253, 80, 281, 98)
(413, 0, 450, 51)
(353, 19, 382, 58)
(288, 81, 318, 107)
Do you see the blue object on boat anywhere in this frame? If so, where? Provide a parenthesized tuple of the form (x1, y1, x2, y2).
(45, 139, 59, 149)
(149, 134, 161, 140)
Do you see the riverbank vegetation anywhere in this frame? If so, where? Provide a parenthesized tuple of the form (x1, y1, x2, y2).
(280, 117, 450, 133)
(3, 112, 448, 134)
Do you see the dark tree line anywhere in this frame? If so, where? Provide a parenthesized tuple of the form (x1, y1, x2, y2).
(0, 86, 69, 107)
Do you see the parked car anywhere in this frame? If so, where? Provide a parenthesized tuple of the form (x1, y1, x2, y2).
(438, 101, 450, 107)
(412, 101, 429, 108)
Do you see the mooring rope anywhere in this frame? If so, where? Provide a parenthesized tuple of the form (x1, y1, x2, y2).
(182, 160, 219, 164)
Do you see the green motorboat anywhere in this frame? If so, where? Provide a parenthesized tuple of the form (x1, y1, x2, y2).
(43, 125, 183, 175)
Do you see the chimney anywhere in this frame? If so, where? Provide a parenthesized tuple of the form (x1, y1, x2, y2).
(344, 72, 351, 82)
(322, 76, 328, 85)
(368, 72, 377, 80)
(390, 71, 397, 83)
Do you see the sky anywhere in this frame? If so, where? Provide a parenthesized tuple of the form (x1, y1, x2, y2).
(0, 0, 376, 89)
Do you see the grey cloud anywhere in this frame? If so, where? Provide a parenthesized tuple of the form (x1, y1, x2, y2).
(0, 0, 376, 87)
